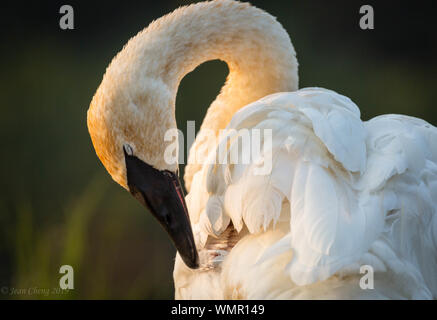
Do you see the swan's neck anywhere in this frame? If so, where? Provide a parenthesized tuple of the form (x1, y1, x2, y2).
(116, 0, 297, 128)
(89, 0, 298, 188)
(162, 1, 298, 130)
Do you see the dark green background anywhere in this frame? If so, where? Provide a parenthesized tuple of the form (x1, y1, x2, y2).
(0, 0, 436, 299)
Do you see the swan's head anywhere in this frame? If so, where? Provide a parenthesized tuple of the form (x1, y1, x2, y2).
(86, 0, 298, 271)
(87, 74, 199, 269)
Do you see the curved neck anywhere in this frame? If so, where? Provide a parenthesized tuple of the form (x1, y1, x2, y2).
(112, 0, 298, 134)
(90, 0, 299, 188)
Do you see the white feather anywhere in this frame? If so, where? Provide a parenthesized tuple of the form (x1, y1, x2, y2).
(178, 88, 437, 299)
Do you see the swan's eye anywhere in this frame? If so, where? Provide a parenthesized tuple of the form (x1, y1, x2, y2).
(164, 212, 172, 226)
(123, 144, 134, 156)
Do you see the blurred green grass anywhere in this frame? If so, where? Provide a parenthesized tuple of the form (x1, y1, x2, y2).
(0, 0, 436, 300)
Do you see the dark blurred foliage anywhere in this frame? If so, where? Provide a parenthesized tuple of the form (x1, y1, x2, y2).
(0, 0, 435, 299)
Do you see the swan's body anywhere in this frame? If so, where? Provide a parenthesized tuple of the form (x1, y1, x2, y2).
(176, 88, 437, 299)
(87, 0, 437, 299)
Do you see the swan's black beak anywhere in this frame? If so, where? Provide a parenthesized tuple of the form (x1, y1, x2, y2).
(123, 145, 199, 269)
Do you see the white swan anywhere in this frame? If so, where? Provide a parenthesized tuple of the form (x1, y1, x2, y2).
(87, 0, 437, 299)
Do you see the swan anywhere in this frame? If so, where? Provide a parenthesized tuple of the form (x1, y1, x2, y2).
(87, 0, 437, 299)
